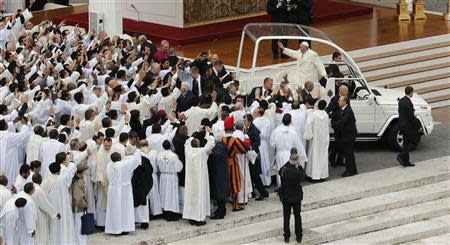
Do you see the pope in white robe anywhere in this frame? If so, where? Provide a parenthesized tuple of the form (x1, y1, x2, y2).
(182, 136, 214, 222)
(281, 42, 327, 84)
(31, 183, 59, 245)
(39, 138, 66, 177)
(41, 161, 77, 245)
(105, 150, 142, 234)
(270, 123, 307, 186)
(0, 124, 31, 188)
(157, 149, 183, 213)
(304, 109, 330, 180)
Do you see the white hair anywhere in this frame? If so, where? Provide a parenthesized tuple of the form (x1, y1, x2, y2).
(300, 41, 309, 48)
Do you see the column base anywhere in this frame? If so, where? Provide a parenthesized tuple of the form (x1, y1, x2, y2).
(395, 3, 411, 21)
(412, 2, 427, 20)
(444, 13, 450, 21)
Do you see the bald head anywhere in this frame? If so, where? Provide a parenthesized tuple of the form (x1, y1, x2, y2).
(338, 85, 349, 97)
(305, 81, 314, 92)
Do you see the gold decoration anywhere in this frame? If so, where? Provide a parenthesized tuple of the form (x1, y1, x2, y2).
(412, 0, 427, 20)
(444, 0, 450, 20)
(395, 0, 411, 21)
(183, 0, 267, 26)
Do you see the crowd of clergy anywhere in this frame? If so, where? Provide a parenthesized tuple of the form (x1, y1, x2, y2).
(0, 7, 356, 244)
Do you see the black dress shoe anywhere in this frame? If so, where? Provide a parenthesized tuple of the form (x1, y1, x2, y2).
(195, 221, 207, 226)
(284, 237, 290, 243)
(255, 191, 269, 201)
(296, 235, 303, 243)
(140, 223, 149, 229)
(210, 215, 224, 220)
(189, 220, 197, 225)
(341, 171, 356, 177)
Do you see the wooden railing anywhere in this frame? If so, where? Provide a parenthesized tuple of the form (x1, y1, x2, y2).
(29, 4, 88, 24)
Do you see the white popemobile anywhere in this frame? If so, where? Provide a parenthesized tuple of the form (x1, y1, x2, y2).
(234, 23, 433, 152)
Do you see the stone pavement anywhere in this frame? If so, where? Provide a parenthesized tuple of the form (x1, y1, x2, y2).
(88, 156, 449, 244)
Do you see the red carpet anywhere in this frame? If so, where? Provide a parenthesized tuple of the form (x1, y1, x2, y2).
(53, 0, 372, 45)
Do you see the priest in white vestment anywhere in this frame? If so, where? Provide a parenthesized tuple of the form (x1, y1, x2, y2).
(157, 141, 183, 214)
(288, 102, 308, 146)
(17, 185, 37, 245)
(183, 135, 214, 225)
(180, 97, 218, 135)
(95, 138, 114, 227)
(0, 198, 27, 245)
(39, 129, 66, 177)
(270, 114, 307, 186)
(31, 181, 60, 245)
(105, 150, 142, 234)
(303, 102, 330, 180)
(252, 107, 273, 186)
(41, 156, 77, 244)
(0, 176, 13, 210)
(146, 145, 162, 216)
(25, 126, 46, 165)
(0, 120, 31, 188)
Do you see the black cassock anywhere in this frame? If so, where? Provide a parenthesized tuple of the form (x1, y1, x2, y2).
(131, 156, 153, 207)
(208, 141, 229, 201)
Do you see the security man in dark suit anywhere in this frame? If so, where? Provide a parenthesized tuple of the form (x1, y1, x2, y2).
(244, 114, 269, 201)
(326, 85, 350, 167)
(397, 86, 421, 167)
(278, 148, 306, 243)
(267, 0, 289, 58)
(331, 96, 358, 177)
(247, 77, 274, 105)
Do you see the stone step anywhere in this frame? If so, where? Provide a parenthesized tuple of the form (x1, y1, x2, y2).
(87, 157, 449, 244)
(421, 89, 450, 100)
(369, 67, 449, 88)
(401, 233, 450, 244)
(172, 182, 450, 245)
(364, 57, 450, 82)
(430, 100, 450, 109)
(391, 78, 450, 92)
(357, 48, 450, 73)
(322, 215, 450, 245)
(347, 34, 450, 62)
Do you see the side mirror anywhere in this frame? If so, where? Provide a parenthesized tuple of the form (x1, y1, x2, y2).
(368, 94, 376, 103)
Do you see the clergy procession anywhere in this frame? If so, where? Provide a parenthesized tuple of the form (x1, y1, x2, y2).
(0, 6, 363, 245)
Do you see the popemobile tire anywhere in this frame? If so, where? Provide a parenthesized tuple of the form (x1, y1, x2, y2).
(385, 121, 421, 152)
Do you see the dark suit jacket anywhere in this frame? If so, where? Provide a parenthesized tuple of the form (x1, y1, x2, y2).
(331, 105, 357, 142)
(131, 156, 153, 207)
(173, 132, 189, 187)
(192, 75, 210, 97)
(248, 86, 273, 105)
(278, 163, 306, 203)
(267, 0, 288, 22)
(398, 96, 420, 132)
(300, 89, 318, 105)
(190, 59, 209, 75)
(176, 90, 196, 113)
(208, 142, 228, 201)
(247, 123, 261, 153)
